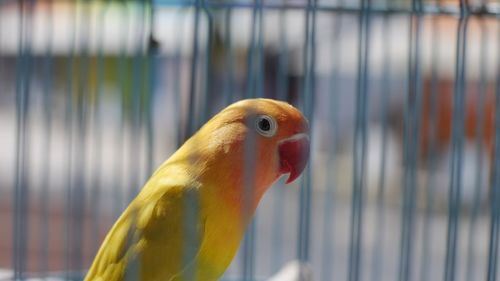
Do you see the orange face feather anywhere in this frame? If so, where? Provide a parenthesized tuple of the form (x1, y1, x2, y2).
(173, 98, 310, 215)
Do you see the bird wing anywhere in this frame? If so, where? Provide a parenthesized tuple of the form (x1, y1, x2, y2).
(84, 183, 206, 281)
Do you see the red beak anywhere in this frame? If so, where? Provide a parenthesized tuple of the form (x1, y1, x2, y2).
(278, 134, 310, 184)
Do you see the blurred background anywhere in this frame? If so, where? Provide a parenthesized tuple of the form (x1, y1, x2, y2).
(1, 0, 500, 280)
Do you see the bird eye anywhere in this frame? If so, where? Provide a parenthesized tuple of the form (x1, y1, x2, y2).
(255, 115, 277, 137)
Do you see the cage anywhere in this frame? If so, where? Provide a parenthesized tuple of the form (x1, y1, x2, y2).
(1, 0, 500, 280)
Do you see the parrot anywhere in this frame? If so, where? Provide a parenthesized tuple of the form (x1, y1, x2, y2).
(84, 98, 310, 281)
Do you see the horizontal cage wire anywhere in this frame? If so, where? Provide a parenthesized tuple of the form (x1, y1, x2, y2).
(1, 0, 500, 280)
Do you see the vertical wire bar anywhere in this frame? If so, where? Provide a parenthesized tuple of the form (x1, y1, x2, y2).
(276, 5, 289, 102)
(270, 185, 285, 274)
(0, 2, 2, 207)
(89, 0, 110, 256)
(124, 214, 140, 281)
(72, 0, 92, 272)
(270, 182, 285, 273)
(180, 1, 206, 278)
(181, 189, 201, 281)
(129, 1, 142, 201)
(241, 1, 263, 280)
(174, 11, 184, 148)
(0, 1, 2, 123)
(133, 10, 158, 275)
(256, 0, 264, 267)
(241, 216, 256, 281)
(242, 129, 258, 281)
(39, 0, 54, 278)
(244, 0, 261, 99)
(255, 2, 264, 99)
(201, 0, 214, 122)
(222, 8, 234, 105)
(370, 15, 391, 281)
(129, 1, 146, 201)
(443, 10, 468, 281)
(186, 0, 201, 140)
(183, 1, 204, 280)
(418, 14, 441, 281)
(398, 0, 423, 278)
(63, 0, 77, 278)
(465, 17, 488, 281)
(320, 30, 341, 278)
(172, 12, 185, 147)
(297, 0, 317, 264)
(124, 3, 148, 280)
(13, 0, 34, 279)
(114, 2, 130, 219)
(270, 4, 290, 272)
(485, 18, 500, 281)
(143, 10, 158, 274)
(145, 0, 157, 180)
(247, 0, 265, 278)
(347, 0, 370, 279)
(66, 1, 88, 278)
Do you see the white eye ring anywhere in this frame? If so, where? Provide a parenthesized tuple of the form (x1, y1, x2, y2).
(255, 115, 278, 137)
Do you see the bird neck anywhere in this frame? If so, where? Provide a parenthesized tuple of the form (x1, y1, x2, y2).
(170, 130, 279, 223)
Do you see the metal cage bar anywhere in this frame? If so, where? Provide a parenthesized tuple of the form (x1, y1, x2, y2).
(1, 0, 500, 280)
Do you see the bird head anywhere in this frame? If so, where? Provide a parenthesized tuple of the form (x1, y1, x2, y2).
(178, 99, 310, 211)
